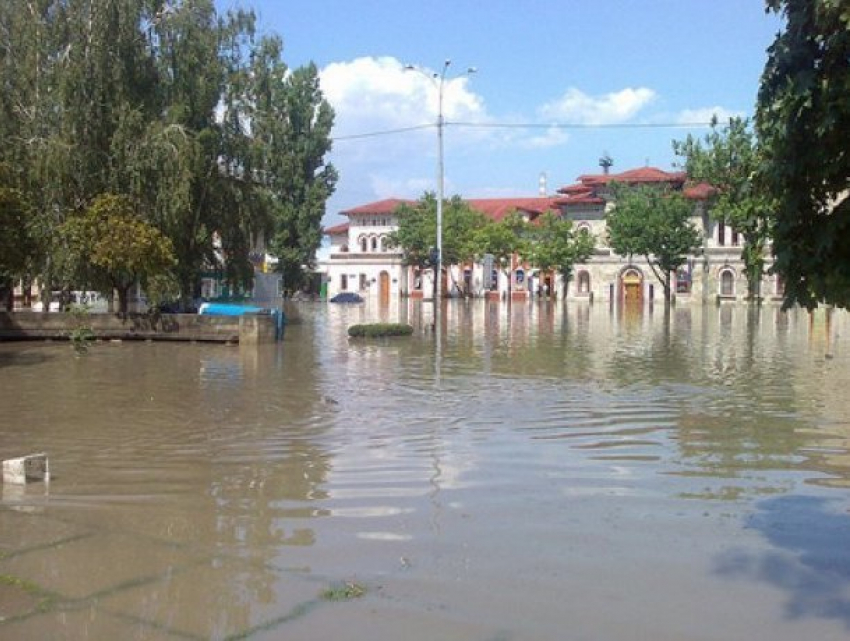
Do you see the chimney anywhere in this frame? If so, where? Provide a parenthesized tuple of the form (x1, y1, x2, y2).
(538, 172, 547, 196)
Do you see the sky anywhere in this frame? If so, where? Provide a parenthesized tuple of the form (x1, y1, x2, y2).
(215, 0, 785, 228)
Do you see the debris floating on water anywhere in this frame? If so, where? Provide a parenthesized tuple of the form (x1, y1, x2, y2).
(2, 453, 50, 485)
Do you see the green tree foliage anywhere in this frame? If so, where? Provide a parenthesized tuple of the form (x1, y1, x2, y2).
(527, 213, 596, 298)
(61, 194, 176, 314)
(606, 184, 702, 305)
(473, 212, 529, 289)
(673, 117, 774, 300)
(249, 43, 338, 290)
(0, 172, 36, 309)
(0, 0, 336, 307)
(757, 0, 850, 309)
(388, 193, 487, 294)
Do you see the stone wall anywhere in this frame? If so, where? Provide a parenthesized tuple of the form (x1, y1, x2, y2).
(0, 311, 270, 343)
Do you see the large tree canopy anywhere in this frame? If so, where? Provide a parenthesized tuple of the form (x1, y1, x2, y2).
(757, 0, 850, 309)
(0, 0, 336, 308)
(673, 117, 774, 300)
(606, 184, 702, 305)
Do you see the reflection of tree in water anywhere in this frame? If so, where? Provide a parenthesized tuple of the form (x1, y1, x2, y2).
(716, 495, 850, 630)
(480, 303, 595, 380)
(193, 340, 333, 636)
(671, 306, 850, 496)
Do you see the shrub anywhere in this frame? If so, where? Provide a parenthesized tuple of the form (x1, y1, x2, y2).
(347, 323, 414, 338)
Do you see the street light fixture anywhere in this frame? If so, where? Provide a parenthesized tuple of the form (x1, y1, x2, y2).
(404, 59, 476, 317)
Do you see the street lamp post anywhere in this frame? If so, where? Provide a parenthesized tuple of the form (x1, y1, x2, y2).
(405, 59, 475, 321)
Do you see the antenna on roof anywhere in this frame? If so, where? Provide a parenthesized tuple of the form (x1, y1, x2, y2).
(539, 172, 547, 196)
(599, 152, 613, 175)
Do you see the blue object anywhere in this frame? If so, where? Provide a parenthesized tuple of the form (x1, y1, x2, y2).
(198, 303, 285, 340)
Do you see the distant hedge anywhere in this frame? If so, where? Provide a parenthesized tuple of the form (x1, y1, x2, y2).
(348, 323, 414, 338)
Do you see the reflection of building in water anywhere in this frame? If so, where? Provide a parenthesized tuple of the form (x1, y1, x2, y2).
(321, 166, 785, 307)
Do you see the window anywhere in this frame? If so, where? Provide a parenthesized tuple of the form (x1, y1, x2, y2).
(720, 269, 735, 296)
(775, 274, 785, 297)
(340, 274, 348, 291)
(676, 268, 691, 294)
(370, 236, 378, 251)
(359, 274, 368, 290)
(359, 236, 367, 252)
(380, 236, 389, 252)
(577, 270, 591, 294)
(731, 229, 739, 246)
(718, 221, 726, 246)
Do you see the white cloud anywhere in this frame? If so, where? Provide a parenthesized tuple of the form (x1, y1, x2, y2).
(538, 87, 657, 125)
(522, 126, 571, 149)
(675, 106, 746, 125)
(320, 56, 486, 139)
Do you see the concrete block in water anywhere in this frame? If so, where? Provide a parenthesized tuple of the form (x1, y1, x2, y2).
(2, 453, 50, 484)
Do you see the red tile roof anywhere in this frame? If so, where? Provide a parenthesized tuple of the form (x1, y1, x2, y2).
(683, 182, 717, 200)
(323, 221, 349, 235)
(575, 167, 687, 186)
(467, 197, 558, 221)
(556, 166, 715, 203)
(341, 198, 414, 216)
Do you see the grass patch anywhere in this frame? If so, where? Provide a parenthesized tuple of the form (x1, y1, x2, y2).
(0, 573, 55, 618)
(347, 323, 414, 338)
(321, 580, 367, 601)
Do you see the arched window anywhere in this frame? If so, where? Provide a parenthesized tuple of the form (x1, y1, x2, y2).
(720, 269, 735, 297)
(775, 274, 785, 297)
(370, 236, 378, 251)
(576, 223, 591, 236)
(359, 236, 367, 252)
(577, 270, 591, 294)
(380, 236, 389, 252)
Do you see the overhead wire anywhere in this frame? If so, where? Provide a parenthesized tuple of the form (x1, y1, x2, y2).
(331, 119, 717, 142)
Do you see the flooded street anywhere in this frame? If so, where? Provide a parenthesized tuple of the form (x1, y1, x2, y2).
(1, 301, 849, 640)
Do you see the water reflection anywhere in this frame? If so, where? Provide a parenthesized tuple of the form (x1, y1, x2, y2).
(717, 495, 850, 629)
(1, 302, 849, 639)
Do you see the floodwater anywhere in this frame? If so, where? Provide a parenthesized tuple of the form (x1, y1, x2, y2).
(1, 300, 849, 640)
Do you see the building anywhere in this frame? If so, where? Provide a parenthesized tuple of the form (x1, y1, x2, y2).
(554, 167, 780, 303)
(321, 166, 781, 305)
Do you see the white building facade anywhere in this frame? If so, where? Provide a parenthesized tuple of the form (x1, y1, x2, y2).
(320, 167, 781, 305)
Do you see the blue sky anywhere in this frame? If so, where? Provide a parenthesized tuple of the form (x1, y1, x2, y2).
(216, 1, 784, 227)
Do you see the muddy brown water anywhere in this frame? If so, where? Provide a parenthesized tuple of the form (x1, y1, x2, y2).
(1, 301, 849, 640)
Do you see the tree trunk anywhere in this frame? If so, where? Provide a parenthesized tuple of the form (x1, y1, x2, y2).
(117, 285, 130, 316)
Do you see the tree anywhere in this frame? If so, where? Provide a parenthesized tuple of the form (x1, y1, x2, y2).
(757, 0, 850, 309)
(61, 194, 176, 314)
(528, 213, 596, 299)
(0, 1, 337, 306)
(249, 45, 338, 291)
(673, 117, 774, 300)
(0, 177, 35, 310)
(388, 193, 487, 295)
(473, 212, 529, 294)
(606, 184, 702, 305)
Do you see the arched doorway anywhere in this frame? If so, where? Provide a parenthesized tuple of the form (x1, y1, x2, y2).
(621, 268, 643, 304)
(379, 271, 390, 304)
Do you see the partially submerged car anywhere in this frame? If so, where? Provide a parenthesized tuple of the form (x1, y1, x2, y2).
(329, 292, 364, 304)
